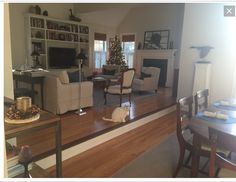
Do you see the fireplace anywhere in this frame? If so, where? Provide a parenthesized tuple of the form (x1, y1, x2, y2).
(143, 59, 168, 87)
(135, 49, 177, 87)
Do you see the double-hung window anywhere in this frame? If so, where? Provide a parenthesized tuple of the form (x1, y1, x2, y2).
(122, 34, 135, 68)
(94, 33, 107, 69)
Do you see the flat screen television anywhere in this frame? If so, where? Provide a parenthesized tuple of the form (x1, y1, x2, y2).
(49, 47, 76, 68)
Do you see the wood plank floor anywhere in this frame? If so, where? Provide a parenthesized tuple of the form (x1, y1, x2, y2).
(16, 88, 176, 162)
(13, 87, 177, 178)
(47, 111, 177, 177)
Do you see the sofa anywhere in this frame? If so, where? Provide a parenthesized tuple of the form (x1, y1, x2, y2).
(132, 67, 160, 93)
(43, 70, 93, 114)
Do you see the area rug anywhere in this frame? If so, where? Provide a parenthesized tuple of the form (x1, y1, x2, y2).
(93, 87, 156, 107)
(112, 133, 208, 178)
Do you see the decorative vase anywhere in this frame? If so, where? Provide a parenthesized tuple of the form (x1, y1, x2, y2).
(43, 10, 48, 16)
(29, 6, 36, 14)
(35, 5, 41, 15)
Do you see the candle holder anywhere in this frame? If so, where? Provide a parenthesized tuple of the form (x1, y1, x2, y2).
(18, 145, 33, 178)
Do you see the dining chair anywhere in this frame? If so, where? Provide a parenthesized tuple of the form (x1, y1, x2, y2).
(173, 96, 212, 177)
(194, 89, 209, 115)
(208, 127, 236, 177)
(104, 68, 135, 106)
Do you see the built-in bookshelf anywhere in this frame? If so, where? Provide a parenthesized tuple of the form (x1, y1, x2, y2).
(26, 14, 90, 69)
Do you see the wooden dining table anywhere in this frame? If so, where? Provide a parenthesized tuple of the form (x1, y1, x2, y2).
(188, 101, 236, 177)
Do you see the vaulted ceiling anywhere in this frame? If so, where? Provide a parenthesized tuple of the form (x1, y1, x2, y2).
(73, 3, 154, 28)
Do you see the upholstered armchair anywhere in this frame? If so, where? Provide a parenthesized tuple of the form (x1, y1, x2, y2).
(104, 68, 135, 106)
(132, 67, 160, 93)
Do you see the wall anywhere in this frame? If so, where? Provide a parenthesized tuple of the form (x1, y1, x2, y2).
(117, 3, 185, 68)
(3, 4, 13, 177)
(4, 3, 14, 99)
(9, 3, 74, 68)
(178, 3, 236, 103)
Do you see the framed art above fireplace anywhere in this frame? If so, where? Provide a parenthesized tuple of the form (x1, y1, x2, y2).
(143, 30, 169, 50)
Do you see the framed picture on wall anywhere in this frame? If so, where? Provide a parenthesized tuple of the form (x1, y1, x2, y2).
(143, 30, 169, 49)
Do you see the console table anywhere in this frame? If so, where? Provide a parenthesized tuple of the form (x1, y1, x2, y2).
(13, 71, 44, 109)
(4, 97, 62, 177)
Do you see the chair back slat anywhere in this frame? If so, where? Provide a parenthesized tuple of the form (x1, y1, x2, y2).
(195, 89, 209, 114)
(176, 96, 193, 143)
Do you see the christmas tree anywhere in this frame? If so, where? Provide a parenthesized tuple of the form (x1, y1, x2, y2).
(107, 35, 127, 70)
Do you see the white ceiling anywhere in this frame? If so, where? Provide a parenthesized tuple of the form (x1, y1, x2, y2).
(73, 3, 155, 28)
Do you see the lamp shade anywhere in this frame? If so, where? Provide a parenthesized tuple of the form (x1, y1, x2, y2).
(31, 50, 40, 56)
(76, 52, 86, 60)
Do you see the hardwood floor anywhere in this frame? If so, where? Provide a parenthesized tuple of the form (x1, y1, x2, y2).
(47, 111, 177, 177)
(15, 87, 176, 177)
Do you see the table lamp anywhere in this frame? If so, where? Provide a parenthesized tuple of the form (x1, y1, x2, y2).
(18, 145, 33, 178)
(75, 50, 86, 116)
(31, 50, 40, 68)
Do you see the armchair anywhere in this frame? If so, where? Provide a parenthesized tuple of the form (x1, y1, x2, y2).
(104, 68, 135, 106)
(132, 67, 160, 93)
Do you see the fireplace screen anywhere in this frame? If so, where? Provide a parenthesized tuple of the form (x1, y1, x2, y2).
(143, 30, 169, 50)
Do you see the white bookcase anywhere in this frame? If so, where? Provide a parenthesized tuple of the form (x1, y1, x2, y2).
(26, 13, 90, 69)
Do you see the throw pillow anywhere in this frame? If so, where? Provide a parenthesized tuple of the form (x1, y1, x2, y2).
(58, 71, 69, 84)
(67, 71, 80, 83)
(140, 72, 151, 80)
(103, 69, 116, 75)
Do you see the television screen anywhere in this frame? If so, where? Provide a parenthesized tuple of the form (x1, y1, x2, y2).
(49, 47, 76, 68)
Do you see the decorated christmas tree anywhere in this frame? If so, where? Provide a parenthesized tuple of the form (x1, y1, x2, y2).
(107, 35, 127, 70)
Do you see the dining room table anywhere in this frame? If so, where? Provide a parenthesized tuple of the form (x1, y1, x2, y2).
(188, 99, 236, 177)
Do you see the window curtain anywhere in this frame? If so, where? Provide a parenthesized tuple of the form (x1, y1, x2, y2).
(94, 33, 106, 41)
(122, 34, 135, 42)
(94, 32, 107, 71)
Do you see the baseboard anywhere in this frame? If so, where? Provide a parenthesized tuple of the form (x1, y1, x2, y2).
(36, 105, 176, 169)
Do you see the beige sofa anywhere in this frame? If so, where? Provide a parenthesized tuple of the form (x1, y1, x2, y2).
(132, 67, 160, 93)
(43, 71, 93, 114)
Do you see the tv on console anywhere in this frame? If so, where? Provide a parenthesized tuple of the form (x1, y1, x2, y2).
(49, 47, 76, 68)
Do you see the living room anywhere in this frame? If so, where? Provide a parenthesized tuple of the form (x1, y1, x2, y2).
(3, 2, 236, 179)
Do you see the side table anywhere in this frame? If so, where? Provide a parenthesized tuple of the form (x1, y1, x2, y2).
(92, 76, 107, 89)
(4, 97, 62, 177)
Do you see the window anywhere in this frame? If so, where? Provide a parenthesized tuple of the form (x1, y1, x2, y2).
(122, 34, 135, 68)
(94, 33, 107, 69)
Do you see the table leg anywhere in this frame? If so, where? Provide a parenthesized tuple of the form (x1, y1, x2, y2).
(191, 134, 200, 177)
(40, 81, 44, 109)
(55, 120, 62, 177)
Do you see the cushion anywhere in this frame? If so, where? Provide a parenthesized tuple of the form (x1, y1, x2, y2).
(104, 85, 132, 94)
(67, 71, 80, 83)
(103, 69, 116, 75)
(140, 72, 151, 80)
(58, 71, 69, 84)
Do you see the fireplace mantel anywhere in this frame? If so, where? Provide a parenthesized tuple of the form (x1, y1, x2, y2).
(135, 49, 177, 87)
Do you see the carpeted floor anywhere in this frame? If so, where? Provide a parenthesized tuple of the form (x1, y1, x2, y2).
(112, 133, 208, 178)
